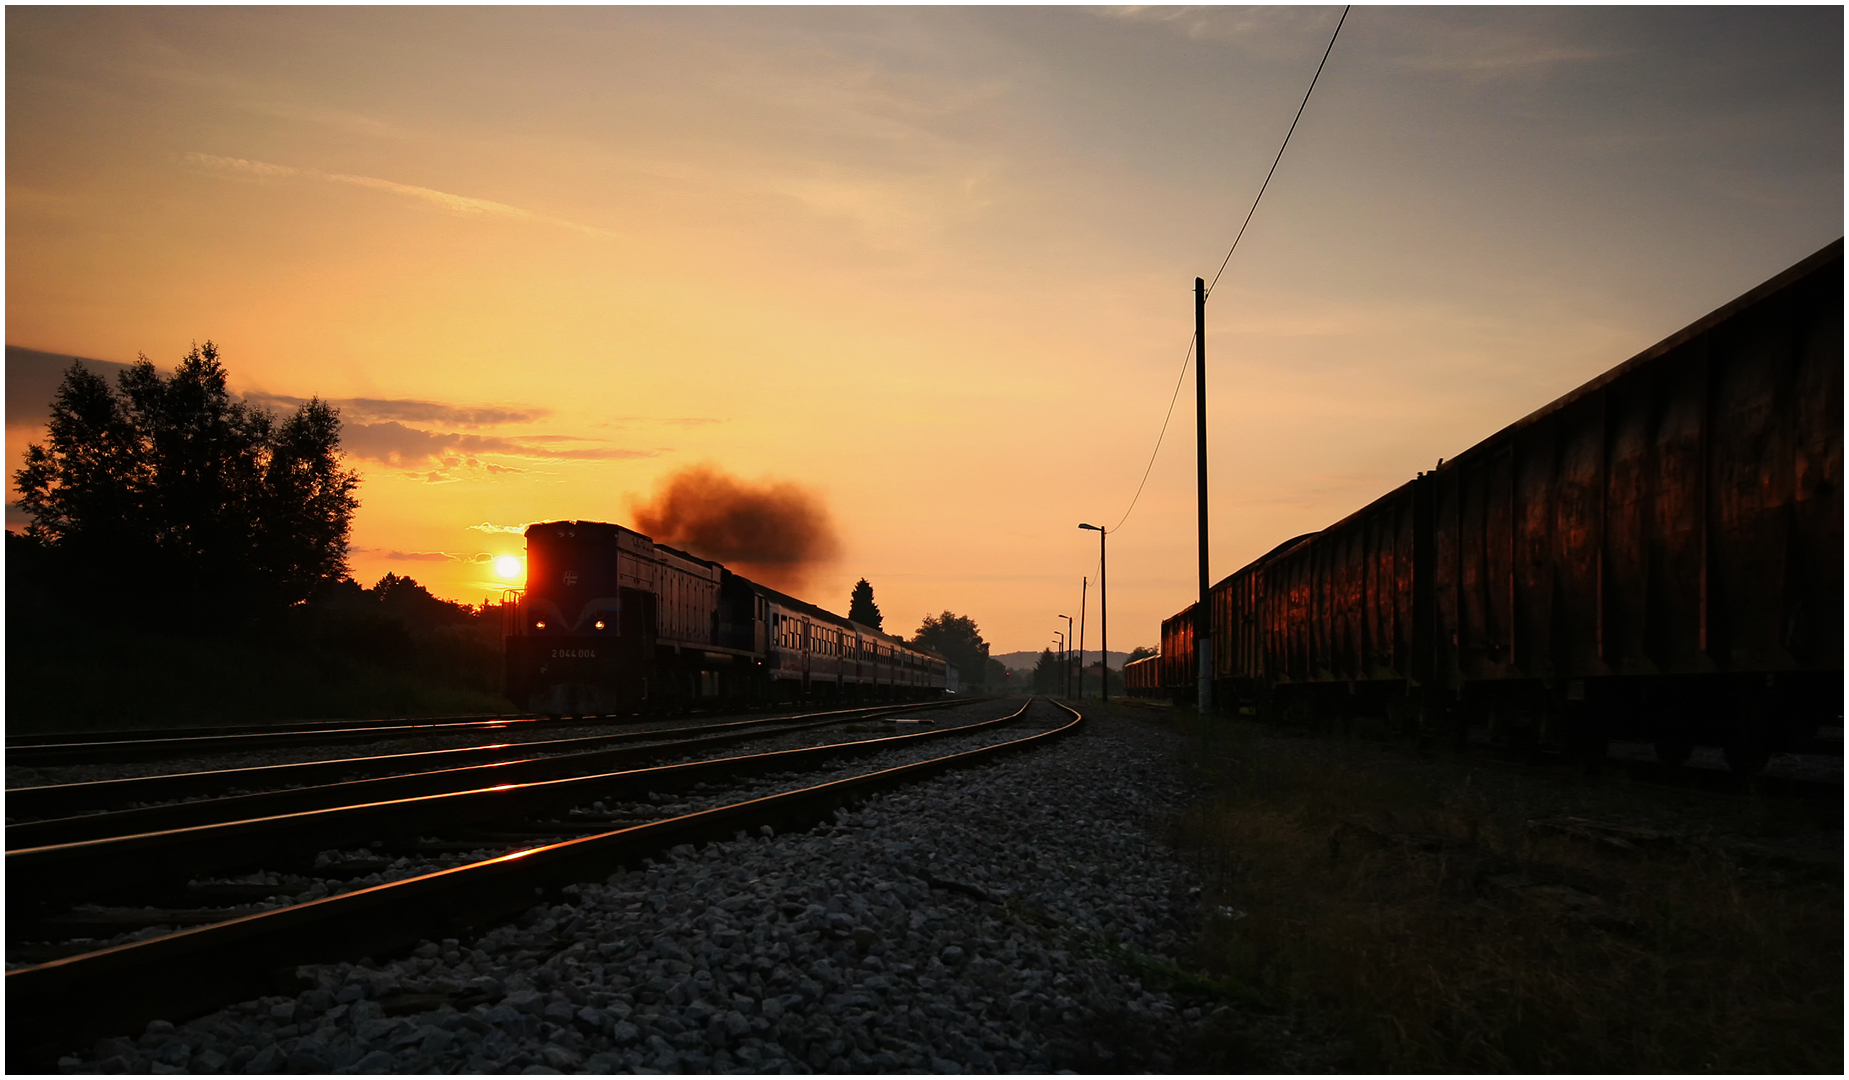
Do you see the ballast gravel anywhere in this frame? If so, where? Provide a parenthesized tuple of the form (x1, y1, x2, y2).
(58, 704, 1250, 1074)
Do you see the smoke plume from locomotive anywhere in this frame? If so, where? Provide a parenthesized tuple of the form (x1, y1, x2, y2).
(630, 465, 841, 592)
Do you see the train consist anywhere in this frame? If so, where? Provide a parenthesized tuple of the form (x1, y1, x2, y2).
(1139, 240, 1842, 772)
(505, 521, 948, 714)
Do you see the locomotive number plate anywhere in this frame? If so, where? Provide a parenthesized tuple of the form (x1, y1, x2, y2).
(551, 648, 597, 659)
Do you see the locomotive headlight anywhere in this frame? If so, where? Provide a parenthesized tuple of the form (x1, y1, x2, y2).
(594, 619, 607, 630)
(535, 620, 547, 630)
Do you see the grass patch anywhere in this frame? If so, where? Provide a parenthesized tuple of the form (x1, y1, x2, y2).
(1156, 711, 1842, 1073)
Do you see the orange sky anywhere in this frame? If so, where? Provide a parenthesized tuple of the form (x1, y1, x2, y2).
(7, 7, 1841, 654)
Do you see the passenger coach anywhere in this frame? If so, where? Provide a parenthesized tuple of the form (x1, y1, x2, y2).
(505, 521, 948, 715)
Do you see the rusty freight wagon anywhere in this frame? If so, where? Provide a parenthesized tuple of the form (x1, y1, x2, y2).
(1154, 239, 1842, 771)
(1123, 651, 1162, 697)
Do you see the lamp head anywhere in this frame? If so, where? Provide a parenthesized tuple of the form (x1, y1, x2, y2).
(1078, 523, 1102, 532)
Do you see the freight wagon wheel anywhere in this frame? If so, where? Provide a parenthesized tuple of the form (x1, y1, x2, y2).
(1651, 737, 1693, 767)
(1721, 696, 1775, 776)
(1567, 714, 1610, 776)
(1721, 726, 1772, 776)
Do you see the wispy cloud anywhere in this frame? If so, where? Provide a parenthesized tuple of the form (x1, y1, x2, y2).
(244, 391, 548, 428)
(603, 416, 727, 429)
(182, 152, 613, 237)
(1380, 14, 1621, 79)
(468, 522, 533, 535)
(386, 550, 496, 563)
(237, 387, 658, 483)
(344, 420, 662, 470)
(247, 100, 406, 140)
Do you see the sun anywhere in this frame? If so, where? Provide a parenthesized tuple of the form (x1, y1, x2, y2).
(492, 554, 525, 582)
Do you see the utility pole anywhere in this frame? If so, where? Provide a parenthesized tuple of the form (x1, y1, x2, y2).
(1195, 276, 1212, 717)
(1058, 615, 1074, 698)
(1078, 523, 1108, 703)
(1077, 578, 1087, 700)
(1101, 530, 1108, 704)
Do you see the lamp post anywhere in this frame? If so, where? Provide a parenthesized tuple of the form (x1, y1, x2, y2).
(1078, 523, 1107, 703)
(1052, 631, 1064, 697)
(1077, 578, 1087, 700)
(1058, 615, 1074, 698)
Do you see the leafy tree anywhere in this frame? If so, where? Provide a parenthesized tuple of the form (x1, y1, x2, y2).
(1032, 648, 1061, 694)
(371, 572, 476, 626)
(13, 343, 360, 622)
(1125, 645, 1158, 664)
(911, 610, 992, 690)
(848, 578, 883, 629)
(1082, 658, 1125, 698)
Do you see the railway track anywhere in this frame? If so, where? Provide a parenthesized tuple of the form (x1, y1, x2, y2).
(6, 699, 973, 838)
(6, 697, 1082, 1070)
(5, 699, 944, 773)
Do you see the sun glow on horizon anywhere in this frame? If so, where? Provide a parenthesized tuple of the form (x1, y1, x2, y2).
(493, 554, 525, 583)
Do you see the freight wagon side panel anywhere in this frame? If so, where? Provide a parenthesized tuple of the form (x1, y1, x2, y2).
(1370, 484, 1421, 682)
(1437, 238, 1842, 690)
(1161, 607, 1195, 698)
(1210, 574, 1236, 683)
(1706, 262, 1843, 673)
(1601, 371, 1658, 677)
(1332, 523, 1364, 681)
(1643, 343, 1710, 673)
(1451, 451, 1517, 682)
(1787, 275, 1844, 671)
(1551, 392, 1607, 679)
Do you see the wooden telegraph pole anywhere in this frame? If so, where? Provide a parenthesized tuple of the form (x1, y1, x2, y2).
(1195, 277, 1212, 717)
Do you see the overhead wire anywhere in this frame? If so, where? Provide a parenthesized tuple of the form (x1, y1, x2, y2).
(1206, 4, 1350, 300)
(1107, 333, 1195, 533)
(1103, 5, 1350, 536)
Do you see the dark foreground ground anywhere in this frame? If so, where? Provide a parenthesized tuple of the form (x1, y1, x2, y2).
(48, 699, 1841, 1073)
(1145, 701, 1843, 1073)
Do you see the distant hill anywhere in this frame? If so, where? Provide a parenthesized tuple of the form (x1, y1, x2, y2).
(992, 648, 1139, 674)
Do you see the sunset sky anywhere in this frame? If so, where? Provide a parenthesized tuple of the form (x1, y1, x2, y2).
(7, 7, 1841, 655)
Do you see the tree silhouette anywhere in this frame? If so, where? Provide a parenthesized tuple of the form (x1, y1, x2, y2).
(1032, 648, 1060, 694)
(848, 578, 883, 629)
(13, 342, 360, 622)
(910, 611, 992, 689)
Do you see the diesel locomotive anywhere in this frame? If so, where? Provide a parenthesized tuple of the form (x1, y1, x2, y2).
(1148, 239, 1843, 772)
(504, 521, 948, 715)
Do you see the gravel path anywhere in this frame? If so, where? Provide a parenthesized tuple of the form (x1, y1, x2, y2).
(58, 702, 1241, 1074)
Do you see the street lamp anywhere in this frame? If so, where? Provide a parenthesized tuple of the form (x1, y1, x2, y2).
(1052, 630, 1064, 697)
(1058, 615, 1074, 698)
(1078, 523, 1107, 703)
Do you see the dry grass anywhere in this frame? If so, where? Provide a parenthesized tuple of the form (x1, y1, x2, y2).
(1158, 714, 1842, 1073)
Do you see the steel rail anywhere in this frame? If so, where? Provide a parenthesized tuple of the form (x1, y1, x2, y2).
(4, 710, 539, 749)
(8, 700, 1033, 909)
(5, 698, 1082, 1071)
(7, 699, 966, 829)
(6, 695, 960, 766)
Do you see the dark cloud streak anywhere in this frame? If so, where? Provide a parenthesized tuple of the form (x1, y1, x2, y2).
(243, 391, 548, 428)
(344, 420, 660, 467)
(6, 346, 135, 427)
